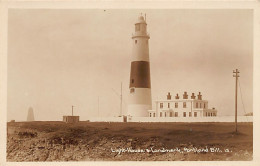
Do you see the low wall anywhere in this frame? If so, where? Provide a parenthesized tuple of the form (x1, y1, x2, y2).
(87, 116, 252, 123)
(127, 116, 253, 122)
(88, 117, 124, 122)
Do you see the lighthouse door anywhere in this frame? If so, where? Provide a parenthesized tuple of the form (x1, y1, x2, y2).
(123, 116, 127, 122)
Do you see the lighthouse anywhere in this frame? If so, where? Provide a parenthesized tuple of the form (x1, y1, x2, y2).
(128, 14, 152, 117)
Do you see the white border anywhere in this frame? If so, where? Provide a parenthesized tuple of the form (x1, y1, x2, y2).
(0, 1, 259, 166)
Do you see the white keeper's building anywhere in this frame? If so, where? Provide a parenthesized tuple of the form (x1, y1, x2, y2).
(148, 92, 217, 118)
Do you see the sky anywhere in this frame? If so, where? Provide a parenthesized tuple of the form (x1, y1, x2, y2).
(7, 9, 253, 121)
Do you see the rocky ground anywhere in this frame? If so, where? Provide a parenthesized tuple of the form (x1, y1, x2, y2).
(7, 121, 253, 161)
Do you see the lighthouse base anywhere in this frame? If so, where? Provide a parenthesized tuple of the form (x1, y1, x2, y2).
(127, 104, 151, 117)
(127, 88, 152, 117)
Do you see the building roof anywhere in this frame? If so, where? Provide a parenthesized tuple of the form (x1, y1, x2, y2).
(155, 99, 208, 102)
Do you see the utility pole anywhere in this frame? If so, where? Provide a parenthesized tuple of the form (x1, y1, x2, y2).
(233, 69, 240, 133)
(98, 96, 99, 117)
(72, 105, 75, 116)
(120, 82, 123, 116)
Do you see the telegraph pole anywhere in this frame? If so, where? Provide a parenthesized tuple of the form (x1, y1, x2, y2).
(233, 69, 240, 133)
(72, 105, 75, 116)
(98, 96, 99, 117)
(120, 82, 123, 116)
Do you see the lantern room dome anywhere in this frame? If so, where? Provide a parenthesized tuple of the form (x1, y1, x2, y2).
(136, 15, 146, 24)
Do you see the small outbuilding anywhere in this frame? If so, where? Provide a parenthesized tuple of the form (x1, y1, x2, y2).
(63, 116, 79, 123)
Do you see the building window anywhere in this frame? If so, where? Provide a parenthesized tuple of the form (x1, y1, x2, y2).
(153, 113, 155, 117)
(149, 113, 151, 117)
(175, 102, 178, 108)
(130, 88, 135, 93)
(189, 112, 192, 117)
(194, 112, 197, 117)
(170, 112, 173, 117)
(168, 103, 170, 108)
(200, 103, 202, 108)
(183, 102, 186, 108)
(165, 112, 167, 117)
(183, 112, 186, 117)
(175, 112, 178, 117)
(160, 112, 162, 117)
(204, 103, 206, 109)
(131, 79, 134, 83)
(160, 103, 163, 108)
(135, 40, 137, 44)
(196, 102, 198, 108)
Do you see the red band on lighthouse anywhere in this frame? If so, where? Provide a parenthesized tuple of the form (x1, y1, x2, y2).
(129, 61, 151, 88)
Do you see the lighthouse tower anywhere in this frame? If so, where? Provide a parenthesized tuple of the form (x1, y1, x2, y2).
(128, 15, 152, 117)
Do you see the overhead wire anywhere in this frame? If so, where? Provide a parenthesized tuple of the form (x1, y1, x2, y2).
(238, 79, 249, 122)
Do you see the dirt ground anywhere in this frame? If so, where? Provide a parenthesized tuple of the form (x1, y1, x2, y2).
(7, 121, 253, 161)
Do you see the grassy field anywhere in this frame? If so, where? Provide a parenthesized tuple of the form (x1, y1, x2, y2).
(7, 121, 253, 161)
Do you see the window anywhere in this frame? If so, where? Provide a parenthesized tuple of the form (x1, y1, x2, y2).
(160, 112, 162, 117)
(149, 113, 152, 117)
(143, 25, 146, 32)
(130, 88, 135, 93)
(135, 40, 137, 44)
(189, 112, 192, 117)
(183, 112, 186, 117)
(160, 103, 163, 108)
(131, 79, 134, 83)
(153, 113, 155, 117)
(168, 103, 170, 108)
(135, 24, 140, 31)
(183, 102, 186, 108)
(165, 112, 167, 117)
(175, 112, 178, 117)
(194, 112, 197, 117)
(170, 112, 173, 117)
(196, 102, 198, 108)
(204, 103, 206, 109)
(175, 102, 178, 108)
(200, 103, 202, 108)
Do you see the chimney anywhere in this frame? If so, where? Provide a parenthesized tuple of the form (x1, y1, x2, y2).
(167, 92, 171, 100)
(183, 91, 188, 99)
(198, 92, 202, 100)
(191, 93, 196, 99)
(175, 93, 179, 99)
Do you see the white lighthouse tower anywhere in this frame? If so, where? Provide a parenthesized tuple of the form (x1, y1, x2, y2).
(128, 14, 152, 117)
